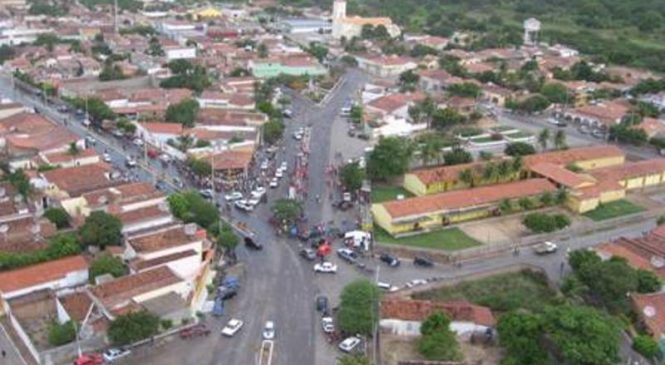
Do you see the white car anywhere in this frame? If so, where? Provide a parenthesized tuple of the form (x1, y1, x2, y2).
(321, 316, 334, 333)
(262, 321, 275, 340)
(85, 136, 96, 146)
(314, 262, 337, 273)
(275, 169, 283, 178)
(534, 241, 558, 255)
(269, 178, 279, 188)
(224, 192, 243, 201)
(293, 132, 303, 140)
(234, 200, 253, 211)
(132, 138, 144, 147)
(102, 348, 131, 362)
(338, 336, 361, 353)
(247, 197, 260, 207)
(221, 318, 244, 337)
(102, 153, 112, 163)
(125, 158, 137, 168)
(260, 161, 269, 170)
(405, 279, 428, 288)
(159, 154, 171, 163)
(280, 161, 287, 170)
(251, 187, 266, 199)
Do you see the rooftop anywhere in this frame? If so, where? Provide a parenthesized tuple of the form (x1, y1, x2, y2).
(89, 266, 183, 309)
(524, 145, 624, 168)
(632, 292, 665, 339)
(381, 298, 496, 327)
(409, 161, 485, 185)
(380, 178, 557, 220)
(128, 225, 200, 253)
(42, 163, 116, 197)
(0, 256, 88, 295)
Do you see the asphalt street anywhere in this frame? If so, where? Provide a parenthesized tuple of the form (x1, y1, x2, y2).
(0, 71, 655, 365)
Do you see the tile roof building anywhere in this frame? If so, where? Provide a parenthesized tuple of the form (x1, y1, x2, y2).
(0, 256, 89, 300)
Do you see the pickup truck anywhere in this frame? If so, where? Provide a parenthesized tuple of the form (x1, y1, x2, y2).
(533, 241, 558, 255)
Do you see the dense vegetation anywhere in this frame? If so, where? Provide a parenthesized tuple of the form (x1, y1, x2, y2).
(282, 0, 665, 72)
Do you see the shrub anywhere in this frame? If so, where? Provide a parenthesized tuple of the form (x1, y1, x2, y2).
(108, 311, 160, 346)
(43, 207, 70, 229)
(633, 335, 659, 359)
(523, 213, 571, 233)
(48, 321, 77, 346)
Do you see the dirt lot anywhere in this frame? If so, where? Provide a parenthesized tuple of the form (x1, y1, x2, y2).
(381, 333, 502, 365)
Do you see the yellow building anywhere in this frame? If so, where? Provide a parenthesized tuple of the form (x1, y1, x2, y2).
(373, 179, 557, 236)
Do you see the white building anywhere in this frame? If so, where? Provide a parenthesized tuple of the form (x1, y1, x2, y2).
(0, 256, 89, 301)
(165, 46, 197, 61)
(331, 0, 400, 40)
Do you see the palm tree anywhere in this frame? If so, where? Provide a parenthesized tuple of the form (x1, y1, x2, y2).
(553, 130, 567, 150)
(482, 162, 498, 183)
(538, 128, 550, 151)
(497, 160, 512, 182)
(68, 142, 80, 156)
(419, 138, 442, 167)
(458, 168, 475, 188)
(511, 155, 523, 176)
(555, 188, 569, 205)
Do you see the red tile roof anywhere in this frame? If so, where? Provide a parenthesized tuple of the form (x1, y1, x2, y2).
(140, 122, 183, 135)
(42, 163, 116, 196)
(128, 225, 198, 253)
(530, 162, 595, 188)
(380, 178, 557, 220)
(590, 159, 665, 183)
(59, 291, 93, 322)
(524, 145, 624, 168)
(89, 266, 182, 309)
(129, 250, 199, 272)
(409, 161, 484, 185)
(209, 150, 253, 171)
(632, 292, 665, 339)
(367, 92, 425, 114)
(381, 298, 496, 327)
(0, 256, 88, 295)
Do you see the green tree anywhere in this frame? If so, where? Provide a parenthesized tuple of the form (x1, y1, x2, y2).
(523, 213, 570, 233)
(257, 43, 268, 58)
(47, 321, 77, 346)
(89, 255, 126, 281)
(350, 105, 363, 124)
(79, 211, 122, 249)
(633, 335, 660, 359)
(431, 108, 466, 130)
(338, 279, 380, 335)
(543, 305, 620, 365)
(539, 191, 553, 206)
(68, 142, 80, 156)
(636, 269, 661, 293)
(497, 312, 547, 365)
(8, 169, 32, 199)
(186, 157, 212, 177)
(367, 137, 414, 181)
(398, 69, 419, 91)
(418, 312, 461, 361)
(168, 59, 193, 74)
(448, 82, 481, 98)
(540, 83, 570, 104)
(216, 223, 239, 251)
(165, 98, 199, 128)
(271, 199, 303, 223)
(505, 142, 536, 156)
(108, 311, 160, 346)
(553, 129, 567, 150)
(443, 147, 472, 166)
(0, 44, 16, 64)
(537, 128, 550, 150)
(43, 207, 70, 229)
(263, 120, 285, 144)
(168, 191, 218, 229)
(99, 64, 126, 81)
(340, 162, 366, 191)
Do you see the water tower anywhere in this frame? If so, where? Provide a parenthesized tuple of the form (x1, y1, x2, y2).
(523, 18, 541, 46)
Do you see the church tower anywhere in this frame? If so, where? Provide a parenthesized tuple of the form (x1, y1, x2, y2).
(333, 0, 346, 20)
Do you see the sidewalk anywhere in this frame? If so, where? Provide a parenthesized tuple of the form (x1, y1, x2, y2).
(0, 322, 27, 365)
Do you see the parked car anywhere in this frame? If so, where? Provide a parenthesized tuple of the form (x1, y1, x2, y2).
(413, 256, 434, 267)
(234, 200, 253, 211)
(315, 295, 328, 312)
(377, 281, 399, 292)
(179, 324, 211, 339)
(251, 187, 267, 199)
(199, 189, 214, 200)
(338, 336, 362, 353)
(262, 321, 275, 340)
(591, 129, 605, 139)
(275, 169, 283, 178)
(337, 248, 358, 263)
(380, 253, 401, 267)
(547, 118, 566, 127)
(224, 192, 243, 201)
(579, 125, 590, 134)
(125, 158, 137, 168)
(300, 248, 317, 261)
(221, 318, 244, 337)
(102, 348, 131, 362)
(314, 262, 337, 273)
(245, 236, 263, 250)
(212, 297, 224, 316)
(85, 136, 96, 146)
(102, 153, 112, 163)
(533, 241, 558, 255)
(132, 138, 144, 147)
(269, 178, 279, 188)
(405, 279, 428, 288)
(321, 316, 334, 333)
(283, 109, 293, 118)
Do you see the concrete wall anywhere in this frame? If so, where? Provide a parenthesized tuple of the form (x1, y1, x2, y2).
(576, 155, 624, 170)
(133, 281, 191, 305)
(403, 174, 426, 196)
(8, 312, 40, 364)
(137, 240, 202, 261)
(4, 270, 88, 300)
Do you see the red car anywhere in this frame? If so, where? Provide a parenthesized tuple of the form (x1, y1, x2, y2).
(179, 324, 211, 339)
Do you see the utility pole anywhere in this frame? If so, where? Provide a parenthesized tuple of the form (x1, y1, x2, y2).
(113, 0, 119, 33)
(373, 264, 380, 364)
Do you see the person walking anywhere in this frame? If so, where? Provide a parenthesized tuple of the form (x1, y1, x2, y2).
(2, 349, 6, 358)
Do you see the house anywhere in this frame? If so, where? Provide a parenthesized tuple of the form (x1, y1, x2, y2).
(164, 46, 197, 61)
(418, 69, 465, 93)
(631, 292, 665, 353)
(596, 229, 665, 280)
(331, 0, 400, 40)
(60, 181, 166, 219)
(560, 100, 631, 129)
(88, 266, 190, 319)
(36, 148, 101, 169)
(0, 256, 88, 301)
(404, 161, 488, 196)
(482, 83, 517, 107)
(380, 298, 495, 336)
(125, 223, 209, 279)
(640, 92, 665, 113)
(365, 92, 425, 120)
(0, 112, 82, 160)
(135, 122, 184, 149)
(196, 91, 255, 110)
(372, 178, 557, 235)
(249, 56, 326, 78)
(355, 55, 417, 78)
(208, 150, 254, 185)
(39, 163, 117, 199)
(636, 118, 665, 139)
